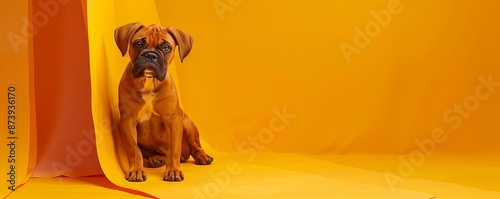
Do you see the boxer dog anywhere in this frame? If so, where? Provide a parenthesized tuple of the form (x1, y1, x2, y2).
(114, 22, 213, 182)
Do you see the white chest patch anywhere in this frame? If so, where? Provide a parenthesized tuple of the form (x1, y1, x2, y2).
(137, 78, 159, 123)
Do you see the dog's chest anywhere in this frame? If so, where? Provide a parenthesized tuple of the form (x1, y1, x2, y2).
(138, 79, 159, 123)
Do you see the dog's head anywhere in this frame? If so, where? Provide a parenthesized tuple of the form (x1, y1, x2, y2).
(114, 22, 193, 81)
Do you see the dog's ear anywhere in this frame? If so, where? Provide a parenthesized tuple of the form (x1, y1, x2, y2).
(114, 22, 144, 57)
(166, 26, 193, 63)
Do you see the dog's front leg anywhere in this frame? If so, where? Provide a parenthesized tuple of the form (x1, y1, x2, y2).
(163, 114, 184, 181)
(119, 117, 146, 182)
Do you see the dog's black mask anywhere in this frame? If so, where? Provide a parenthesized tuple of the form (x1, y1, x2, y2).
(132, 50, 167, 81)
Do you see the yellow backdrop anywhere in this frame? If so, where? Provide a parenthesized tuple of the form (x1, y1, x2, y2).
(156, 0, 500, 155)
(53, 0, 500, 198)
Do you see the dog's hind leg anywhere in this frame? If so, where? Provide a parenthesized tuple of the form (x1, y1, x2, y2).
(182, 115, 213, 165)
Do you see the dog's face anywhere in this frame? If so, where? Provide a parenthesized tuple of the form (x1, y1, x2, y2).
(114, 22, 193, 81)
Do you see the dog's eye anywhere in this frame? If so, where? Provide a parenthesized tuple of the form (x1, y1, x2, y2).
(134, 40, 144, 49)
(162, 43, 171, 53)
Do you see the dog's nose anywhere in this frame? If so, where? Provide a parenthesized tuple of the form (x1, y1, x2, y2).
(142, 52, 159, 61)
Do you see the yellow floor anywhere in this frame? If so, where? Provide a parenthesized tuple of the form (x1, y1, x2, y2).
(7, 153, 500, 198)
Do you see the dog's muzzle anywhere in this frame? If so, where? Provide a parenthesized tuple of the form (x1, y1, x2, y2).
(132, 51, 167, 81)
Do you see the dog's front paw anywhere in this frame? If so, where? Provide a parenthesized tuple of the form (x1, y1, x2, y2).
(194, 151, 214, 165)
(126, 168, 147, 182)
(163, 168, 184, 182)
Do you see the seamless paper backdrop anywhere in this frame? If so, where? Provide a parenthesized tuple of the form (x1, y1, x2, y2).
(86, 0, 500, 198)
(31, 0, 101, 178)
(0, 1, 37, 197)
(157, 0, 500, 155)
